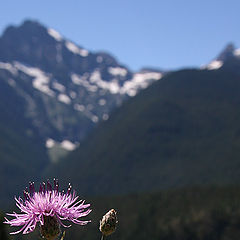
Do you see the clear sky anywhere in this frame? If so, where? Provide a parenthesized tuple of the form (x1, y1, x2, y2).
(0, 0, 239, 71)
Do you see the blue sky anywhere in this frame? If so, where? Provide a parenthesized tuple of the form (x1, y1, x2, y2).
(0, 0, 239, 71)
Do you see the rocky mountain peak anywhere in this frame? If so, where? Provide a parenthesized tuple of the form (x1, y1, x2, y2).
(0, 20, 163, 152)
(216, 43, 235, 62)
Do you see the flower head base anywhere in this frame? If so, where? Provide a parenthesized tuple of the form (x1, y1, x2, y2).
(4, 179, 91, 238)
(40, 215, 61, 240)
(99, 209, 118, 237)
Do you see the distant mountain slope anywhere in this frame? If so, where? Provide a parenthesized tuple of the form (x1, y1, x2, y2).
(0, 20, 163, 149)
(0, 77, 48, 207)
(203, 43, 240, 72)
(0, 19, 162, 207)
(47, 66, 240, 195)
(2, 19, 240, 207)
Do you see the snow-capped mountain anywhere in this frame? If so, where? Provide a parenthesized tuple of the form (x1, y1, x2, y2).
(203, 43, 240, 71)
(0, 20, 163, 150)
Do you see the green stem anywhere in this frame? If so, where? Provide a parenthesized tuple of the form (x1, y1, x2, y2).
(60, 231, 66, 240)
(101, 235, 105, 240)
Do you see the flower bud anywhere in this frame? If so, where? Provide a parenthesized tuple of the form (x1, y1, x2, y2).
(99, 209, 118, 236)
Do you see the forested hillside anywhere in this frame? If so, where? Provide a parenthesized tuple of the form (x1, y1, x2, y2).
(47, 68, 240, 195)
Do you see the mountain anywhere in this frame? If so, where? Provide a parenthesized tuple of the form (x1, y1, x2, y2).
(0, 20, 163, 207)
(203, 43, 240, 72)
(1, 19, 240, 206)
(47, 55, 240, 195)
(0, 75, 48, 207)
(2, 19, 240, 237)
(0, 20, 163, 149)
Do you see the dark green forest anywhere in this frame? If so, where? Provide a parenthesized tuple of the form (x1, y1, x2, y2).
(47, 68, 240, 196)
(0, 78, 49, 206)
(2, 186, 240, 240)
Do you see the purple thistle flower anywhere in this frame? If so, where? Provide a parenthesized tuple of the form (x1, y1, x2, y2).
(4, 179, 91, 238)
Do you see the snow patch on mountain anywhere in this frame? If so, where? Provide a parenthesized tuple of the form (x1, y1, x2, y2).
(1, 60, 163, 105)
(52, 81, 66, 92)
(46, 138, 77, 151)
(65, 41, 89, 57)
(108, 67, 127, 77)
(0, 62, 18, 75)
(90, 70, 120, 94)
(74, 104, 85, 112)
(234, 49, 240, 57)
(91, 115, 99, 123)
(71, 73, 84, 85)
(204, 60, 223, 70)
(71, 73, 98, 92)
(47, 28, 62, 42)
(7, 78, 16, 87)
(14, 62, 55, 97)
(60, 140, 77, 151)
(98, 98, 106, 106)
(58, 94, 71, 104)
(70, 91, 77, 99)
(46, 138, 55, 148)
(72, 70, 162, 97)
(102, 113, 109, 121)
(121, 72, 162, 96)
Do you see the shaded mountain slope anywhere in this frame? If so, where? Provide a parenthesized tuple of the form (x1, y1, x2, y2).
(0, 20, 162, 147)
(0, 78, 48, 207)
(47, 68, 240, 195)
(0, 19, 162, 207)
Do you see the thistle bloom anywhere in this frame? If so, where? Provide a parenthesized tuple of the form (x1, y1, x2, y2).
(4, 179, 91, 239)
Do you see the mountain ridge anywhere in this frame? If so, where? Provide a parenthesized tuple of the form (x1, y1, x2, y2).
(1, 19, 240, 207)
(0, 20, 163, 147)
(0, 19, 163, 207)
(46, 66, 240, 195)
